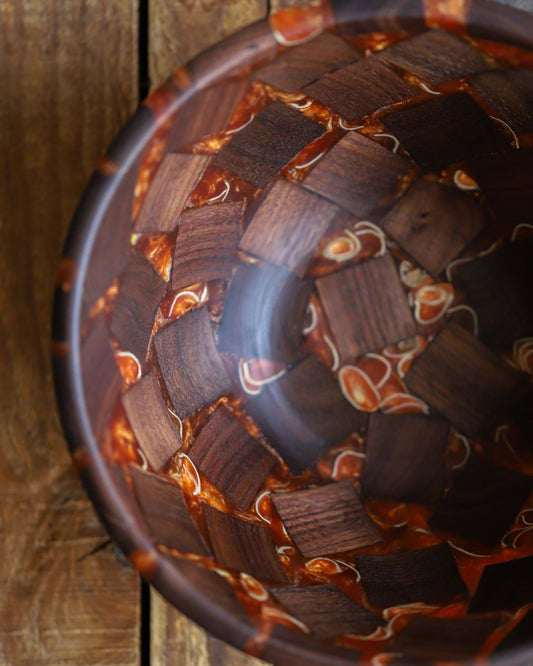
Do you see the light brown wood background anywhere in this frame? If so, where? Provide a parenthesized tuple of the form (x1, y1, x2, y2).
(0, 0, 527, 664)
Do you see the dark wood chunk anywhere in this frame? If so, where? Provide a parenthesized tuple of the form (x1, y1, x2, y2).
(134, 153, 210, 232)
(393, 615, 500, 662)
(467, 0, 533, 52)
(304, 58, 418, 122)
(494, 609, 533, 656)
(453, 240, 533, 350)
(464, 148, 533, 226)
(316, 254, 417, 361)
(167, 79, 250, 151)
(381, 92, 508, 173)
(162, 555, 250, 624)
(271, 480, 382, 557)
(81, 314, 122, 443)
(380, 179, 486, 278)
(82, 165, 137, 320)
(377, 29, 490, 86)
(303, 131, 413, 219)
(511, 390, 533, 446)
(264, 625, 363, 666)
(247, 355, 367, 475)
(253, 32, 360, 93)
(171, 200, 245, 291)
(218, 262, 311, 364)
(212, 101, 325, 188)
(121, 371, 183, 472)
(404, 321, 520, 436)
(109, 251, 165, 361)
(128, 465, 210, 555)
(356, 543, 466, 608)
(188, 404, 277, 510)
(202, 503, 288, 583)
(362, 413, 450, 504)
(239, 180, 340, 277)
(332, 0, 425, 35)
(270, 583, 384, 638)
(469, 68, 533, 134)
(154, 306, 232, 419)
(429, 455, 533, 546)
(469, 555, 533, 613)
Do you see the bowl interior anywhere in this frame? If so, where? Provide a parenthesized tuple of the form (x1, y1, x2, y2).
(54, 3, 533, 665)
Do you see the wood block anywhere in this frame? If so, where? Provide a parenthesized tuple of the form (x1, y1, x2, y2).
(316, 254, 417, 362)
(468, 555, 533, 613)
(264, 625, 363, 665)
(429, 455, 533, 546)
(162, 555, 249, 624)
(188, 404, 277, 510)
(247, 355, 367, 475)
(404, 321, 520, 436)
(134, 153, 210, 233)
(167, 79, 250, 151)
(212, 101, 325, 188)
(121, 371, 183, 472)
(154, 306, 232, 419)
(393, 615, 500, 662)
(81, 314, 122, 443)
(270, 583, 384, 638)
(356, 543, 466, 608)
(239, 180, 340, 277)
(376, 29, 490, 86)
(494, 609, 533, 656)
(464, 148, 533, 226)
(469, 67, 533, 134)
(362, 413, 450, 504)
(379, 179, 486, 278)
(304, 57, 418, 122)
(381, 92, 508, 173)
(253, 32, 360, 93)
(303, 131, 413, 219)
(452, 240, 533, 350)
(171, 200, 245, 291)
(271, 480, 382, 558)
(128, 465, 210, 556)
(332, 0, 425, 35)
(202, 503, 288, 583)
(218, 262, 311, 364)
(109, 251, 166, 361)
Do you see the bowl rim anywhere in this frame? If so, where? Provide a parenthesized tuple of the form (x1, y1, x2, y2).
(52, 2, 533, 664)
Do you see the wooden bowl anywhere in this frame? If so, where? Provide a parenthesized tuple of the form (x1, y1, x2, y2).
(53, 2, 533, 664)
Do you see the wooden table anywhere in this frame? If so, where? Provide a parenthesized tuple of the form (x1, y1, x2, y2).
(0, 1, 529, 664)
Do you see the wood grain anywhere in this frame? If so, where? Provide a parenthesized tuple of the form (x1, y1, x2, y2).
(0, 1, 140, 664)
(149, 0, 268, 90)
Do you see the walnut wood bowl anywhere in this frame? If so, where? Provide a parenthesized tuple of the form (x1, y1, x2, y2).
(53, 2, 533, 664)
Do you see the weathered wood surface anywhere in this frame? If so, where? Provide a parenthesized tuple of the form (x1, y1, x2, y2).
(0, 1, 140, 665)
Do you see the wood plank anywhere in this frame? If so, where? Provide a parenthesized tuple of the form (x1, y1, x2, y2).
(149, 0, 268, 90)
(271, 480, 382, 557)
(355, 543, 467, 608)
(150, 589, 267, 666)
(302, 131, 413, 219)
(0, 1, 140, 664)
(316, 254, 417, 361)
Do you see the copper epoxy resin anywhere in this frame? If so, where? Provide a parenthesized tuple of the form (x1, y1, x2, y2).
(53, 2, 533, 664)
